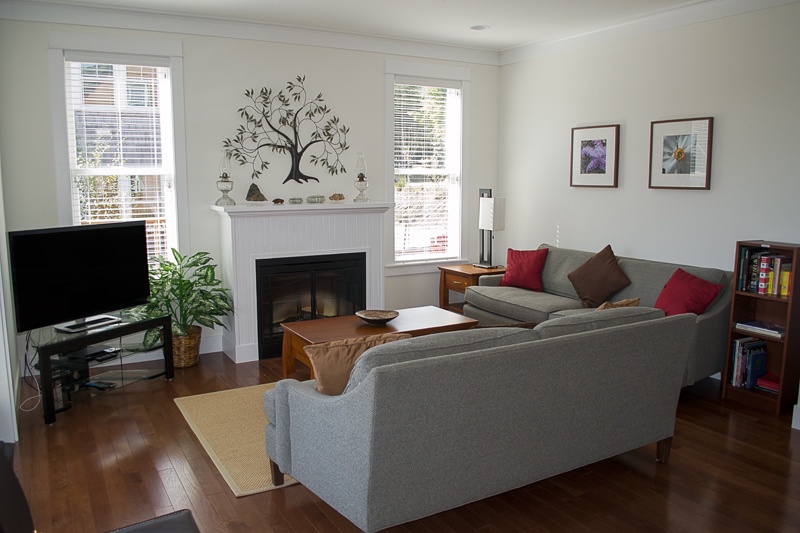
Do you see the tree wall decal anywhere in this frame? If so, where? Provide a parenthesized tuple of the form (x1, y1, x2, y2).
(223, 76, 350, 184)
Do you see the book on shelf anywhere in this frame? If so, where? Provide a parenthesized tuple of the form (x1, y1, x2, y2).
(734, 320, 786, 339)
(780, 261, 793, 297)
(745, 350, 767, 389)
(756, 372, 780, 393)
(746, 249, 769, 292)
(730, 337, 767, 388)
(757, 254, 785, 295)
(737, 247, 754, 291)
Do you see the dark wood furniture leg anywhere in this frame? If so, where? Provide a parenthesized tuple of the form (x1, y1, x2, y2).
(656, 436, 672, 463)
(269, 459, 284, 486)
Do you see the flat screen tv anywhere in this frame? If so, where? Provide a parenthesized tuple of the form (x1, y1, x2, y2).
(7, 221, 151, 333)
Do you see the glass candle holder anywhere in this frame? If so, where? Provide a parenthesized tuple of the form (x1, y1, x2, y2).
(353, 152, 369, 203)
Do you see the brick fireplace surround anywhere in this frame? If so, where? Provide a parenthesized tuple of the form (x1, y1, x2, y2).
(212, 202, 392, 363)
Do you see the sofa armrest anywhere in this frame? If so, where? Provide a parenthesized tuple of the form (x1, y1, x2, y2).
(264, 379, 316, 478)
(683, 274, 733, 385)
(281, 378, 378, 516)
(478, 274, 503, 286)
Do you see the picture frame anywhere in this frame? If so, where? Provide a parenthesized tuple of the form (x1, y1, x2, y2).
(570, 124, 620, 188)
(649, 117, 713, 189)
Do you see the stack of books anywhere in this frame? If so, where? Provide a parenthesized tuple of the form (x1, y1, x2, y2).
(734, 320, 786, 340)
(755, 372, 780, 394)
(737, 246, 793, 296)
(730, 337, 767, 388)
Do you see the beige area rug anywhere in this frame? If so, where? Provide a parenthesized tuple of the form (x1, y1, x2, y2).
(174, 382, 298, 496)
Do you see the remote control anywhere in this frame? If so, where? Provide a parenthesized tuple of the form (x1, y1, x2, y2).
(94, 350, 119, 362)
(83, 381, 116, 391)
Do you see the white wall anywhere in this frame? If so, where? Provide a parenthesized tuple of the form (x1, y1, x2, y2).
(0, 19, 500, 307)
(0, 15, 500, 429)
(497, 3, 800, 271)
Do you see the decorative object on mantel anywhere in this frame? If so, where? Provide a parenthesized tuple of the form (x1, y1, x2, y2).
(329, 193, 345, 202)
(223, 75, 350, 184)
(289, 197, 303, 204)
(307, 195, 325, 204)
(246, 183, 267, 202)
(649, 117, 713, 190)
(128, 249, 233, 368)
(215, 149, 236, 206)
(272, 198, 284, 205)
(353, 151, 369, 202)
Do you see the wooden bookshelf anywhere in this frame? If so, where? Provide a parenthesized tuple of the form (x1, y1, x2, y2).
(722, 240, 800, 415)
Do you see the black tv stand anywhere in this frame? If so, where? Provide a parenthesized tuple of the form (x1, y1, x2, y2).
(31, 312, 173, 424)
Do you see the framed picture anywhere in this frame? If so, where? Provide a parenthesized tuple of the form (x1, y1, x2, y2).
(570, 124, 620, 188)
(649, 117, 713, 189)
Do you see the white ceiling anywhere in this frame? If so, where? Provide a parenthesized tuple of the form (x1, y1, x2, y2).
(21, 0, 722, 52)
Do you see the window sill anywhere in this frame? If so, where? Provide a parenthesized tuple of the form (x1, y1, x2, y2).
(385, 258, 470, 277)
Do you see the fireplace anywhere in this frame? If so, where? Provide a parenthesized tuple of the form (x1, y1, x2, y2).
(213, 202, 391, 363)
(256, 252, 366, 358)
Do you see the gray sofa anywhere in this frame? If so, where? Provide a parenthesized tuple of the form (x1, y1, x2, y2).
(264, 308, 695, 532)
(464, 244, 733, 386)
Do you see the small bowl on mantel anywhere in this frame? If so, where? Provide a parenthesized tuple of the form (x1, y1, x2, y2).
(355, 310, 399, 326)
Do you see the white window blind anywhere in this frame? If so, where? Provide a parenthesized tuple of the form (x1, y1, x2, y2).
(393, 82, 462, 262)
(64, 58, 177, 262)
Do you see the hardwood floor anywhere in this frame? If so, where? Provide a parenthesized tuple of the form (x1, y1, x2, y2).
(12, 352, 800, 532)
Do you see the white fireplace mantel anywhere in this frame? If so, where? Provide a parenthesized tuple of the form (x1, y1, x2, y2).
(212, 202, 392, 363)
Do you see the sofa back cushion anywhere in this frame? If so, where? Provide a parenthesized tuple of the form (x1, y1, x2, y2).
(343, 327, 539, 393)
(533, 306, 665, 339)
(614, 257, 728, 308)
(538, 244, 596, 299)
(538, 243, 729, 309)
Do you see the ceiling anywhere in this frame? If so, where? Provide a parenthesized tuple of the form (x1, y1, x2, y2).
(26, 0, 720, 52)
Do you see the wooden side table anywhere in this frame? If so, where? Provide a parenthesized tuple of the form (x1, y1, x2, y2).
(438, 264, 506, 314)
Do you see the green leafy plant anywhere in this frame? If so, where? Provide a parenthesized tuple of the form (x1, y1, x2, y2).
(129, 249, 233, 346)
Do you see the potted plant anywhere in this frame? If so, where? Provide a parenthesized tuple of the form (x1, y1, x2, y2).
(131, 249, 233, 368)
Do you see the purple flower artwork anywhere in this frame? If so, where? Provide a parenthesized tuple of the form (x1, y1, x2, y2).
(580, 139, 607, 174)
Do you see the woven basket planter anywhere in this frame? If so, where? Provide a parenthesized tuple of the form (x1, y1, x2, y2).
(172, 325, 202, 368)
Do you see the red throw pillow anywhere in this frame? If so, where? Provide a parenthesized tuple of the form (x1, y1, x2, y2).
(654, 268, 723, 316)
(500, 248, 549, 291)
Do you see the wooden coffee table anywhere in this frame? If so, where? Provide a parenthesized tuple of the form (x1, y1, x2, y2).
(281, 305, 478, 378)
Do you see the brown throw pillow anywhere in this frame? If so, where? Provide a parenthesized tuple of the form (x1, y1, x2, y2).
(567, 245, 631, 308)
(597, 297, 640, 310)
(304, 333, 412, 395)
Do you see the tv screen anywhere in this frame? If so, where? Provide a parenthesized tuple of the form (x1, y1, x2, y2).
(7, 221, 151, 333)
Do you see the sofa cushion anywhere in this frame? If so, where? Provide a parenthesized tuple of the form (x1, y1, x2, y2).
(343, 327, 539, 393)
(534, 306, 665, 339)
(304, 333, 412, 395)
(654, 268, 723, 316)
(613, 257, 728, 307)
(500, 248, 548, 291)
(597, 297, 640, 310)
(465, 285, 584, 323)
(567, 245, 631, 308)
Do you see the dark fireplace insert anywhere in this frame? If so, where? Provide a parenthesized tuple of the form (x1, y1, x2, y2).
(256, 252, 366, 358)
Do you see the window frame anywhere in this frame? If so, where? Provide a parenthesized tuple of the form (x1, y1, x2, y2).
(49, 31, 189, 253)
(384, 61, 471, 275)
